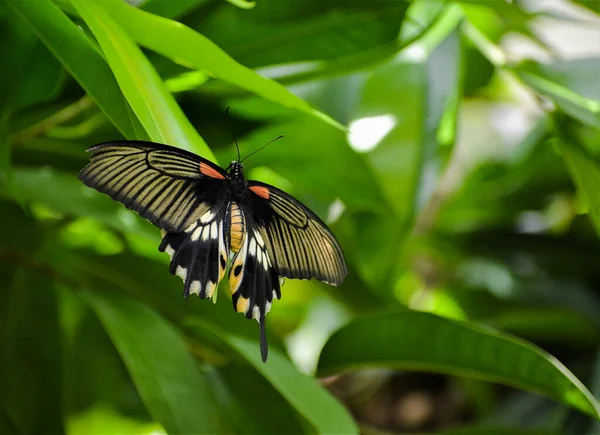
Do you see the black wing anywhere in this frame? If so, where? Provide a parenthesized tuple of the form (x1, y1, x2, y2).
(247, 181, 347, 286)
(159, 194, 230, 300)
(79, 141, 227, 232)
(228, 211, 281, 362)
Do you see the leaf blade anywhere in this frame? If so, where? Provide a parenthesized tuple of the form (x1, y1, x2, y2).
(6, 0, 142, 139)
(83, 290, 219, 434)
(318, 311, 600, 419)
(186, 319, 359, 435)
(89, 0, 344, 131)
(69, 0, 212, 157)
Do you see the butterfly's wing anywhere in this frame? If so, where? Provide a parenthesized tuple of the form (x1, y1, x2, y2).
(228, 209, 281, 362)
(79, 141, 227, 232)
(246, 181, 348, 286)
(159, 194, 230, 300)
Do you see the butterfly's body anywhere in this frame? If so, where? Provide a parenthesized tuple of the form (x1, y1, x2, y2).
(79, 141, 347, 362)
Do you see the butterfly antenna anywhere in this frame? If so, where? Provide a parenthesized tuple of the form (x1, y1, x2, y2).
(225, 107, 241, 162)
(241, 135, 284, 163)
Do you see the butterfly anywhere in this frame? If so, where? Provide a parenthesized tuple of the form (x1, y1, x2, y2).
(79, 140, 347, 362)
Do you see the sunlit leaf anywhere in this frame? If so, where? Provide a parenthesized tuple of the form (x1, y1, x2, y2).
(87, 0, 345, 131)
(69, 0, 212, 157)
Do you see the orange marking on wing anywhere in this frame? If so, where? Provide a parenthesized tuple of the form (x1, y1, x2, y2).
(199, 162, 225, 179)
(250, 185, 270, 199)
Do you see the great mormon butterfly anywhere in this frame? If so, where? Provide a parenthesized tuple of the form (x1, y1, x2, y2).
(79, 140, 347, 362)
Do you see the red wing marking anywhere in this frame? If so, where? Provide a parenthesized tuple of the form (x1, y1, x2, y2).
(199, 162, 225, 180)
(250, 185, 270, 199)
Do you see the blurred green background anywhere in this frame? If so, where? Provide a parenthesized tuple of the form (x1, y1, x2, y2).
(1, 0, 600, 433)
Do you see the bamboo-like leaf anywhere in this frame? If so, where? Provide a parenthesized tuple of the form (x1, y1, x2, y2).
(69, 0, 213, 157)
(84, 290, 219, 434)
(6, 0, 143, 139)
(86, 0, 344, 131)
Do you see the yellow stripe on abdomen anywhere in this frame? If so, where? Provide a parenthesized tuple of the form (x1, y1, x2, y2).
(229, 202, 246, 253)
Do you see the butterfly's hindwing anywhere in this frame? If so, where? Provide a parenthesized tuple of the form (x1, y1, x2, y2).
(228, 208, 281, 362)
(79, 141, 227, 232)
(159, 201, 230, 299)
(248, 181, 347, 286)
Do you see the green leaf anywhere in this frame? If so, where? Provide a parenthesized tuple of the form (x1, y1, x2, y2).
(203, 2, 408, 68)
(216, 363, 306, 434)
(556, 119, 600, 238)
(5, 0, 142, 139)
(69, 0, 212, 157)
(515, 59, 600, 130)
(317, 311, 600, 419)
(87, 0, 344, 131)
(83, 290, 219, 434)
(186, 319, 359, 435)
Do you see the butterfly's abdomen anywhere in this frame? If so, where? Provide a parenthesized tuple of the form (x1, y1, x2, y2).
(229, 202, 246, 253)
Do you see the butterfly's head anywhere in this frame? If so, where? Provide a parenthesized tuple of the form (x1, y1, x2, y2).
(229, 161, 244, 178)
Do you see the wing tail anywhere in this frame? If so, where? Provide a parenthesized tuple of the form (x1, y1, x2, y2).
(229, 216, 280, 362)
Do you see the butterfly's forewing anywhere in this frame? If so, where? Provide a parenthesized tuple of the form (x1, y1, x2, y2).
(247, 181, 347, 286)
(78, 141, 227, 232)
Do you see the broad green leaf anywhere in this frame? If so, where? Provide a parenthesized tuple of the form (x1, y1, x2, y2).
(83, 290, 219, 434)
(86, 0, 344, 131)
(186, 319, 359, 435)
(69, 0, 212, 157)
(6, 0, 142, 139)
(318, 312, 600, 419)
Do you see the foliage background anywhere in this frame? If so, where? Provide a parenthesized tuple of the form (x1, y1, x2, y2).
(1, 0, 600, 433)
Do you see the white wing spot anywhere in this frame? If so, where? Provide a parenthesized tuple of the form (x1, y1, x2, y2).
(184, 222, 196, 233)
(165, 245, 175, 259)
(201, 224, 210, 241)
(189, 280, 201, 296)
(191, 226, 202, 242)
(252, 305, 260, 321)
(175, 265, 188, 281)
(210, 221, 218, 239)
(205, 281, 216, 298)
(200, 210, 216, 224)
